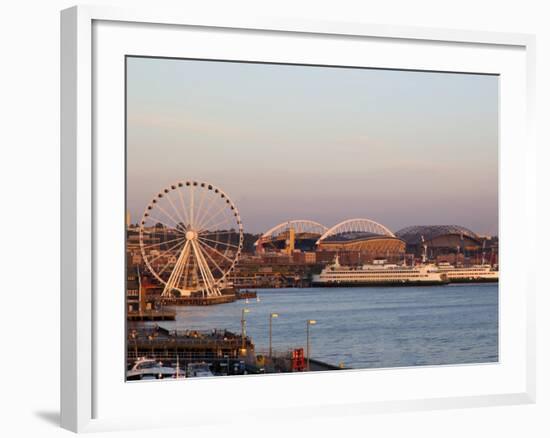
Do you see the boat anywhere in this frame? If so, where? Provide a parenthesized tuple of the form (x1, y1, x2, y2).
(186, 362, 214, 378)
(312, 257, 448, 287)
(126, 357, 178, 380)
(435, 262, 499, 283)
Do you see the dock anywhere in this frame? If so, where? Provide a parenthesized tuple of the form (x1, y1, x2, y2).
(149, 289, 258, 306)
(127, 309, 176, 321)
(154, 295, 237, 306)
(307, 358, 347, 371)
(236, 290, 257, 300)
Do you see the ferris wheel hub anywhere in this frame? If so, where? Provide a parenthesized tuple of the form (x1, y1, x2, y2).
(185, 230, 198, 241)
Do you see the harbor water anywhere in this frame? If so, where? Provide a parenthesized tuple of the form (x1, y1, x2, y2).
(137, 283, 498, 370)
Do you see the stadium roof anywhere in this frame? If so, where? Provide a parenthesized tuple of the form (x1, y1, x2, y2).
(395, 225, 480, 244)
(316, 218, 395, 244)
(323, 231, 397, 242)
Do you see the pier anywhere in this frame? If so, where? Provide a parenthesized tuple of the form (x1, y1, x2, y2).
(154, 295, 237, 306)
(127, 309, 176, 321)
(149, 289, 257, 306)
(127, 326, 254, 366)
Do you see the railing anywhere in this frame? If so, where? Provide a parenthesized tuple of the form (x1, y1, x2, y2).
(128, 338, 247, 349)
(127, 351, 240, 363)
(128, 329, 253, 353)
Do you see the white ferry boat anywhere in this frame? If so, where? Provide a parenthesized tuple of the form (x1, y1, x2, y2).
(312, 257, 448, 287)
(436, 262, 499, 283)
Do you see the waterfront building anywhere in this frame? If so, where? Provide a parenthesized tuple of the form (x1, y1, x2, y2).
(127, 267, 140, 312)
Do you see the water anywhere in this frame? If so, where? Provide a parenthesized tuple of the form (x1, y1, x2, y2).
(136, 284, 498, 369)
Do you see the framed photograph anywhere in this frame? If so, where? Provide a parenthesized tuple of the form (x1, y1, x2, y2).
(61, 5, 536, 432)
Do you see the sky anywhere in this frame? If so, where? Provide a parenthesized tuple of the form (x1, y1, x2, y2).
(126, 57, 498, 236)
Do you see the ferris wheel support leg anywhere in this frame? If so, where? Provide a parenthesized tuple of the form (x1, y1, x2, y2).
(201, 254, 222, 296)
(189, 240, 210, 298)
(197, 240, 225, 282)
(190, 240, 221, 298)
(162, 240, 190, 297)
(195, 242, 222, 296)
(182, 249, 192, 292)
(196, 241, 221, 297)
(170, 242, 192, 296)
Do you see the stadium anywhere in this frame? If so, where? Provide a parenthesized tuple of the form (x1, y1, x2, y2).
(315, 219, 405, 261)
(395, 225, 491, 263)
(255, 218, 406, 264)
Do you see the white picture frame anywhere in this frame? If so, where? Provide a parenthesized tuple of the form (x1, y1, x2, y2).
(60, 5, 536, 433)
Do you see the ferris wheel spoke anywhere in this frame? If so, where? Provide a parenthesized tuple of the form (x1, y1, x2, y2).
(146, 238, 187, 265)
(140, 235, 186, 250)
(190, 184, 196, 227)
(198, 236, 240, 250)
(158, 259, 177, 284)
(197, 202, 231, 233)
(165, 192, 187, 229)
(157, 259, 173, 277)
(198, 215, 233, 235)
(197, 239, 231, 268)
(194, 194, 217, 231)
(193, 186, 209, 228)
(176, 187, 192, 227)
(154, 203, 184, 231)
(197, 239, 234, 264)
(197, 240, 227, 276)
(144, 215, 184, 233)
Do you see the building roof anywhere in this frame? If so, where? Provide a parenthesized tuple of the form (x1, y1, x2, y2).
(395, 225, 480, 244)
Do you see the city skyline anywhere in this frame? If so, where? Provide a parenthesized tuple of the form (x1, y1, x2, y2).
(127, 56, 498, 236)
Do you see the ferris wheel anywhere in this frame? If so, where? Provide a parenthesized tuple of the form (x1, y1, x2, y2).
(138, 181, 243, 298)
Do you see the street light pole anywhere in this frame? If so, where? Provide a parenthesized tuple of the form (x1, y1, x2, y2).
(130, 329, 138, 359)
(241, 308, 250, 353)
(306, 319, 317, 371)
(224, 354, 229, 376)
(269, 313, 279, 358)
